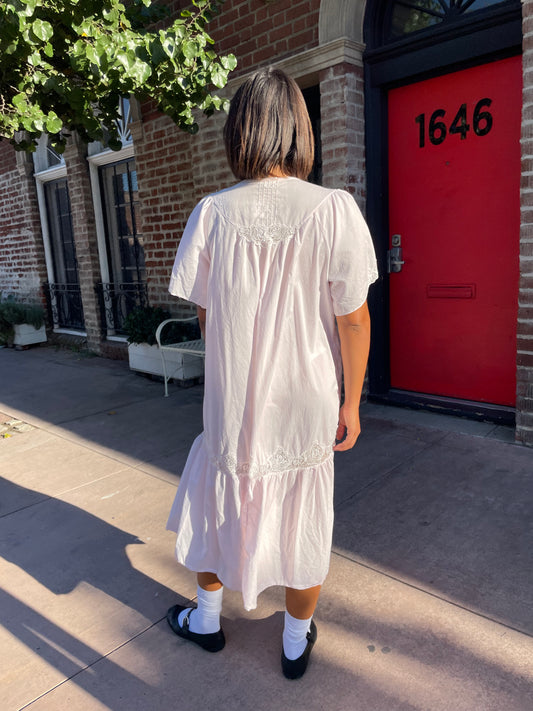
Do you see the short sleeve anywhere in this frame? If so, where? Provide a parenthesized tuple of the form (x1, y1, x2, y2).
(168, 197, 211, 308)
(327, 190, 379, 316)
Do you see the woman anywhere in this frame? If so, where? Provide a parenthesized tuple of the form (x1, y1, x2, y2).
(166, 67, 378, 679)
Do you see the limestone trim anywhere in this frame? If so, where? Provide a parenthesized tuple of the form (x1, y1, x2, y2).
(34, 164, 67, 183)
(319, 0, 367, 46)
(275, 37, 365, 78)
(226, 38, 364, 90)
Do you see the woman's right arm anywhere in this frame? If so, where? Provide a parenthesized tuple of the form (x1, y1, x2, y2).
(197, 305, 206, 340)
(333, 301, 371, 452)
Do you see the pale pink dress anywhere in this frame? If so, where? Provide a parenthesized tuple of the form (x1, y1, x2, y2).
(166, 176, 378, 610)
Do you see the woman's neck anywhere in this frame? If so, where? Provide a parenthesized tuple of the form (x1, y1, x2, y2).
(268, 166, 288, 177)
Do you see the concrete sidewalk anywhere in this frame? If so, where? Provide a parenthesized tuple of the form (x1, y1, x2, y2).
(0, 346, 531, 711)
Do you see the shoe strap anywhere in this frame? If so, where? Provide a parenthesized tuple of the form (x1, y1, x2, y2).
(181, 608, 192, 632)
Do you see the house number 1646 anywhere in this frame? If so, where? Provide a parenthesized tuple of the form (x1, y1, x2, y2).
(415, 98, 493, 147)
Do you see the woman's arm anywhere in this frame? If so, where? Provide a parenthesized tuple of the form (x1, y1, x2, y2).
(333, 301, 371, 452)
(197, 305, 206, 340)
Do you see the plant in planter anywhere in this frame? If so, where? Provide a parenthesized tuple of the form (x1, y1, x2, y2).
(0, 299, 47, 347)
(123, 306, 171, 347)
(123, 306, 203, 384)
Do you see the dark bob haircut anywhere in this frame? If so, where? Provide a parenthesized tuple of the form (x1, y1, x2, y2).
(223, 67, 314, 181)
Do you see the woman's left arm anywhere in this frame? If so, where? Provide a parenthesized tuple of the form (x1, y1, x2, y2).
(333, 301, 371, 451)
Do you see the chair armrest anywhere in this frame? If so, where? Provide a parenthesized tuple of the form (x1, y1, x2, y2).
(155, 317, 199, 348)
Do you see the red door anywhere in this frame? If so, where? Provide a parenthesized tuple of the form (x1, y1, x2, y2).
(388, 56, 521, 406)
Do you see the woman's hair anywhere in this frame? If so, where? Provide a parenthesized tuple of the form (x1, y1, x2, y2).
(223, 67, 314, 181)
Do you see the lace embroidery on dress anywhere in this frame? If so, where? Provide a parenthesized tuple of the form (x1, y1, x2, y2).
(238, 223, 294, 246)
(213, 177, 295, 246)
(208, 441, 333, 479)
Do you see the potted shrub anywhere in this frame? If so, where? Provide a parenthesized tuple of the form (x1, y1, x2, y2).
(123, 306, 203, 382)
(0, 299, 47, 347)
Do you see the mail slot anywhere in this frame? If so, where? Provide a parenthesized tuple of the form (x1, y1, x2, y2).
(426, 284, 476, 299)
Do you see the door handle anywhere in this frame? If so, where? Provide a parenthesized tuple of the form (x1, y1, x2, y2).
(387, 234, 405, 273)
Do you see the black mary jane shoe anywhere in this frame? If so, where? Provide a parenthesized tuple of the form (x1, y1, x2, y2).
(281, 620, 317, 680)
(166, 604, 225, 653)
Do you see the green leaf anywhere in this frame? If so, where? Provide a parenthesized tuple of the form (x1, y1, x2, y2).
(12, 93, 28, 107)
(28, 51, 42, 66)
(103, 8, 119, 24)
(86, 45, 99, 66)
(150, 40, 167, 66)
(22, 27, 38, 46)
(18, 0, 37, 18)
(161, 38, 176, 59)
(221, 54, 237, 70)
(46, 112, 63, 133)
(173, 23, 186, 40)
(32, 19, 53, 42)
(131, 61, 152, 83)
(182, 40, 199, 60)
(5, 40, 19, 55)
(210, 66, 227, 89)
(116, 51, 135, 71)
(21, 115, 37, 131)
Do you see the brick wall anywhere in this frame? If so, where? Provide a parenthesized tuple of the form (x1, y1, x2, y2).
(0, 143, 47, 304)
(320, 62, 366, 207)
(134, 107, 234, 315)
(133, 115, 195, 314)
(169, 0, 320, 76)
(518, 0, 533, 445)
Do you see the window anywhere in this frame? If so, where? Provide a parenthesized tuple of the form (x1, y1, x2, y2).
(388, 0, 508, 40)
(93, 155, 148, 337)
(99, 158, 145, 286)
(44, 179, 84, 329)
(34, 136, 85, 332)
(89, 97, 148, 338)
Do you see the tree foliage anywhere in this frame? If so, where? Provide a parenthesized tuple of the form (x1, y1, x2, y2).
(0, 0, 237, 151)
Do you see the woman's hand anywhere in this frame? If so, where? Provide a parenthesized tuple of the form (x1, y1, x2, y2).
(333, 404, 361, 451)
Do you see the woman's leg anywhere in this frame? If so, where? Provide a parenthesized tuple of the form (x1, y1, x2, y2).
(176, 572, 223, 634)
(197, 571, 223, 591)
(285, 585, 321, 619)
(282, 584, 321, 671)
(167, 571, 225, 651)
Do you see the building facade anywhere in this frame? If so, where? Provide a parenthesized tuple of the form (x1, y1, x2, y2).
(1, 0, 532, 445)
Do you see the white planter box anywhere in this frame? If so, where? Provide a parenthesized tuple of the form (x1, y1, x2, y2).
(128, 343, 203, 381)
(13, 324, 47, 346)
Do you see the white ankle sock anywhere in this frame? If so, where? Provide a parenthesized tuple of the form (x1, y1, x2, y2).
(178, 584, 223, 634)
(283, 611, 312, 660)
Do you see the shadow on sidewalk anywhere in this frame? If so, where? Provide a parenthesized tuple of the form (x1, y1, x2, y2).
(1, 588, 157, 709)
(0, 476, 189, 707)
(0, 476, 181, 609)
